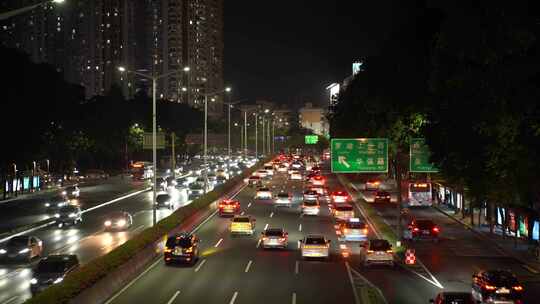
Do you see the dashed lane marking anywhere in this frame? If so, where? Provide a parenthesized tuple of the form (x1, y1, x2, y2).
(166, 290, 180, 304)
(194, 259, 206, 272)
(244, 260, 253, 273)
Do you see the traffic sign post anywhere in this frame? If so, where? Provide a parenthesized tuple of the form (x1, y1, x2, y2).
(330, 138, 388, 173)
(410, 138, 438, 173)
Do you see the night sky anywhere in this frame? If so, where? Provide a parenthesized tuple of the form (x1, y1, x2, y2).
(224, 1, 410, 106)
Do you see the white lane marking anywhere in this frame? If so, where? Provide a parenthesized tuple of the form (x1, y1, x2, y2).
(214, 238, 223, 248)
(264, 223, 269, 231)
(0, 296, 19, 304)
(269, 212, 274, 218)
(295, 261, 299, 275)
(256, 239, 261, 248)
(229, 291, 239, 304)
(166, 290, 181, 304)
(406, 259, 444, 289)
(0, 221, 56, 243)
(292, 292, 297, 304)
(103, 257, 162, 304)
(82, 188, 151, 214)
(244, 260, 253, 273)
(105, 182, 248, 302)
(194, 259, 207, 272)
(240, 211, 245, 216)
(298, 224, 302, 232)
(247, 202, 252, 208)
(345, 262, 363, 304)
(132, 224, 145, 234)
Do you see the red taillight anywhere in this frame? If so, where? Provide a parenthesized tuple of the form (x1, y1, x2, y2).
(279, 238, 286, 242)
(432, 227, 439, 233)
(484, 284, 497, 291)
(362, 228, 368, 234)
(513, 285, 524, 291)
(413, 227, 420, 232)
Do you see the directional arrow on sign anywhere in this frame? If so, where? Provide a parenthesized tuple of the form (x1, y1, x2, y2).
(338, 156, 350, 168)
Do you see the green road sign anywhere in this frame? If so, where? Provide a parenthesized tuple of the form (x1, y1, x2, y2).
(331, 138, 388, 173)
(410, 138, 438, 173)
(305, 135, 319, 144)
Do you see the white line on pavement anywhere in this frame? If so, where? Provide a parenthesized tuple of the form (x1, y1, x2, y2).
(132, 224, 145, 234)
(295, 261, 299, 275)
(229, 291, 239, 304)
(240, 211, 245, 215)
(0, 296, 19, 304)
(0, 221, 56, 243)
(269, 211, 274, 218)
(166, 290, 181, 304)
(214, 238, 223, 248)
(247, 202, 251, 208)
(298, 224, 302, 232)
(256, 239, 261, 248)
(264, 223, 269, 231)
(291, 292, 297, 304)
(244, 260, 253, 273)
(194, 259, 206, 272)
(82, 188, 151, 214)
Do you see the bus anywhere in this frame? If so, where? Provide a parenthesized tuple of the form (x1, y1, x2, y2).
(407, 182, 433, 207)
(130, 162, 153, 180)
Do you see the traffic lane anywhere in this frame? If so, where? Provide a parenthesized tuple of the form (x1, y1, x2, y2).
(0, 177, 145, 234)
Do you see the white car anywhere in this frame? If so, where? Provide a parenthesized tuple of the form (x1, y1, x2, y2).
(361, 239, 394, 267)
(289, 171, 302, 180)
(301, 200, 320, 216)
(264, 165, 274, 176)
(300, 235, 330, 259)
(254, 169, 268, 179)
(255, 187, 273, 200)
(277, 165, 288, 173)
(274, 192, 292, 207)
(303, 189, 318, 201)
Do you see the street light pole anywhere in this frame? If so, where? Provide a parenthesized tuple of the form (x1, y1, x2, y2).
(272, 120, 275, 153)
(262, 116, 265, 156)
(228, 104, 232, 157)
(254, 113, 258, 158)
(244, 111, 247, 158)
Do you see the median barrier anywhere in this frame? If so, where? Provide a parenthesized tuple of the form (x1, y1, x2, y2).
(24, 157, 272, 304)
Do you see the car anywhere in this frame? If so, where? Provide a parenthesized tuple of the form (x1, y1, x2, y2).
(290, 161, 304, 170)
(332, 204, 355, 222)
(104, 211, 133, 231)
(188, 183, 206, 199)
(337, 218, 368, 242)
(61, 185, 80, 199)
(264, 165, 274, 176)
(246, 175, 263, 187)
(310, 186, 329, 201)
(45, 195, 70, 212)
(164, 233, 200, 265)
(301, 200, 320, 216)
(84, 169, 109, 180)
(365, 179, 381, 191)
(472, 270, 523, 304)
(361, 239, 394, 267)
(260, 228, 288, 249)
(216, 169, 229, 179)
(289, 170, 302, 180)
(255, 187, 273, 200)
(374, 190, 391, 203)
(230, 215, 256, 235)
(310, 175, 325, 186)
(207, 173, 217, 184)
(30, 254, 79, 294)
(311, 166, 322, 175)
(274, 192, 292, 207)
(155, 193, 176, 210)
(0, 236, 43, 262)
(331, 190, 350, 203)
(218, 199, 241, 216)
(254, 169, 268, 179)
(430, 292, 475, 304)
(299, 235, 330, 259)
(216, 175, 227, 185)
(55, 205, 82, 228)
(165, 176, 177, 188)
(303, 189, 319, 201)
(304, 172, 317, 182)
(277, 164, 288, 173)
(405, 219, 440, 242)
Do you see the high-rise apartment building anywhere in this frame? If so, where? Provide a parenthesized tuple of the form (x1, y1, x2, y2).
(1, 0, 224, 115)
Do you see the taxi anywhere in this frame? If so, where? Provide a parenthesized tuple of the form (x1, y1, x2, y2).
(218, 199, 240, 216)
(332, 204, 354, 221)
(255, 187, 273, 200)
(310, 175, 325, 186)
(361, 239, 394, 267)
(299, 235, 331, 259)
(274, 192, 292, 207)
(337, 218, 368, 242)
(331, 190, 350, 203)
(230, 215, 256, 235)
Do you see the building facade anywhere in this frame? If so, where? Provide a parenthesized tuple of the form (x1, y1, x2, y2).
(299, 103, 328, 137)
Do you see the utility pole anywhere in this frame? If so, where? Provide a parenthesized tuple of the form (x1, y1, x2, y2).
(244, 111, 248, 158)
(272, 121, 275, 153)
(171, 132, 176, 178)
(262, 116, 266, 156)
(254, 113, 258, 158)
(395, 155, 404, 247)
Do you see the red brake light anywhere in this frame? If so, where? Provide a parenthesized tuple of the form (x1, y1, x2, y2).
(413, 227, 420, 232)
(432, 227, 439, 233)
(513, 285, 524, 291)
(484, 284, 497, 290)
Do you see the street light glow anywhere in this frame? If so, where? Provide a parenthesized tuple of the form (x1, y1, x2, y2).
(183, 66, 190, 72)
(264, 109, 270, 113)
(225, 87, 232, 92)
(52, 0, 65, 3)
(117, 66, 126, 72)
(182, 87, 187, 92)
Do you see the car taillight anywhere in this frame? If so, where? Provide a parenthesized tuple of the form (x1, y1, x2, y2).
(164, 247, 172, 253)
(362, 228, 368, 234)
(367, 250, 374, 253)
(484, 284, 497, 291)
(513, 285, 524, 291)
(279, 238, 286, 242)
(386, 250, 393, 253)
(343, 228, 349, 234)
(262, 237, 268, 241)
(413, 227, 420, 232)
(432, 227, 440, 233)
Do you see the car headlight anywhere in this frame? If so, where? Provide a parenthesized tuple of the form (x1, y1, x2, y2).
(117, 219, 127, 227)
(54, 213, 60, 218)
(53, 277, 63, 284)
(61, 191, 67, 195)
(30, 278, 38, 284)
(68, 213, 77, 218)
(164, 201, 170, 205)
(104, 220, 112, 226)
(45, 203, 51, 207)
(0, 249, 6, 254)
(19, 248, 30, 254)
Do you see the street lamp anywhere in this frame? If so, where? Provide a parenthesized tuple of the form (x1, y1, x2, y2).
(253, 113, 258, 158)
(202, 87, 232, 192)
(118, 66, 181, 226)
(0, 0, 65, 21)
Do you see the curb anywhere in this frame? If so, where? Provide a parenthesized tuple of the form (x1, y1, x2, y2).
(433, 205, 540, 273)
